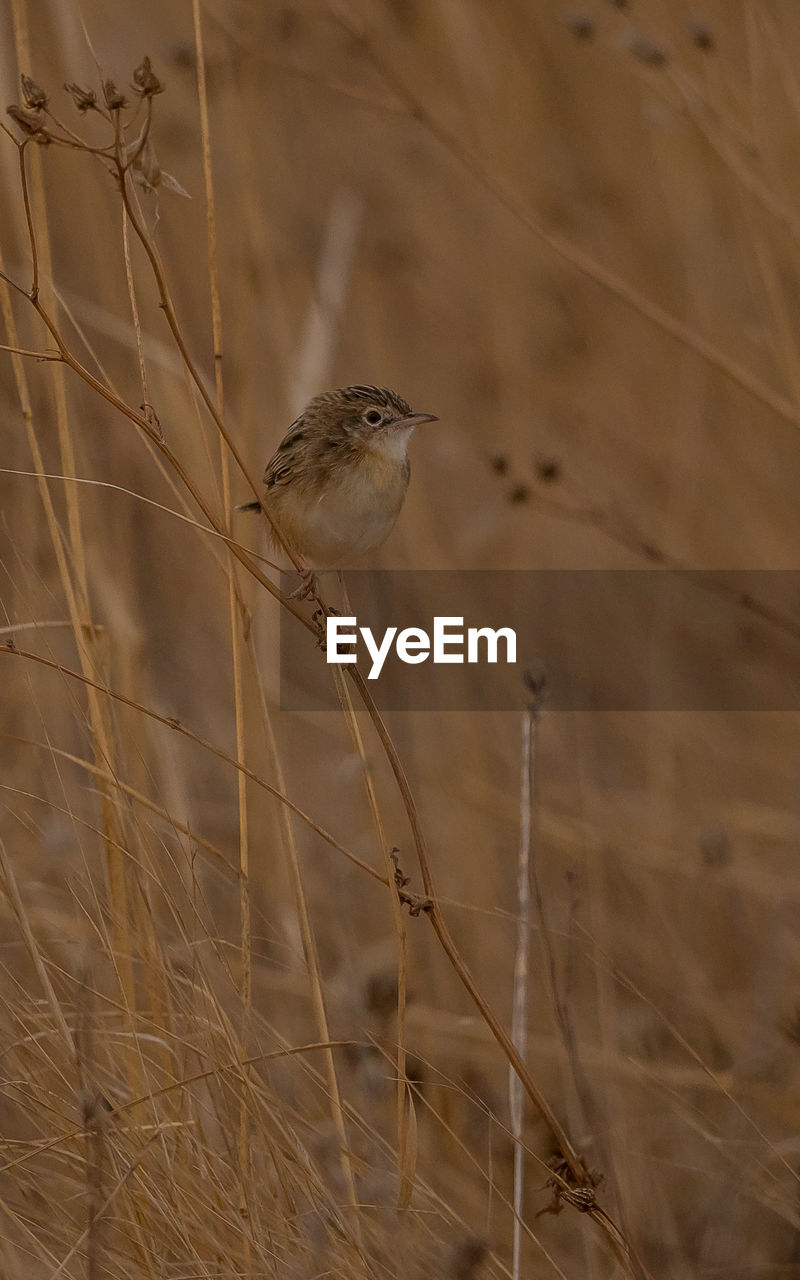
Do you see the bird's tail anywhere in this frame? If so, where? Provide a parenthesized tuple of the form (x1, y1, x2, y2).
(235, 500, 262, 513)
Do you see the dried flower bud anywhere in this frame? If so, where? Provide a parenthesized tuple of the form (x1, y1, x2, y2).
(534, 455, 561, 484)
(561, 11, 594, 40)
(6, 103, 49, 139)
(450, 1237, 488, 1280)
(102, 78, 127, 110)
(132, 56, 163, 97)
(64, 81, 97, 112)
(628, 33, 668, 66)
(20, 74, 48, 110)
(689, 20, 714, 52)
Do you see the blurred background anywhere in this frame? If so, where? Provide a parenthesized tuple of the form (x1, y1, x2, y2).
(1, 1, 800, 1276)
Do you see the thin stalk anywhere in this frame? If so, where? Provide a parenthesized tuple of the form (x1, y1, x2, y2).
(191, 3, 253, 1256)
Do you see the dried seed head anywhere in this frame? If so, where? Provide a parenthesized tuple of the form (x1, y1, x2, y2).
(534, 454, 561, 483)
(20, 74, 48, 110)
(64, 81, 97, 112)
(628, 33, 668, 66)
(450, 1237, 488, 1280)
(102, 78, 127, 110)
(523, 664, 547, 707)
(561, 10, 595, 40)
(689, 19, 714, 51)
(364, 970, 399, 1019)
(132, 56, 163, 97)
(699, 821, 730, 868)
(6, 103, 49, 140)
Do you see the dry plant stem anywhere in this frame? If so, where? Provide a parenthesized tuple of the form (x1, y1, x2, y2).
(243, 636, 365, 1257)
(399, 1068, 570, 1280)
(510, 703, 534, 1280)
(654, 37, 800, 250)
(523, 705, 648, 1274)
(21, 731, 379, 884)
(75, 981, 106, 1280)
(117, 171, 186, 1101)
(530, 484, 800, 657)
(1, 162, 141, 1096)
(3, 99, 635, 1264)
(120, 90, 359, 1249)
(526, 706, 595, 1123)
(3, 134, 308, 622)
(263, 1033, 517, 1279)
(348, 675, 576, 1161)
(0, 250, 307, 625)
(0, 314, 628, 1237)
(0, 467, 281, 574)
(605, 3, 800, 252)
(17, 141, 38, 301)
(0, 768, 236, 891)
(112, 128, 304, 574)
(48, 1135, 161, 1280)
(0, 340, 60, 358)
(0, 636, 635, 1254)
(0, 619, 103, 637)
(0, 835, 72, 1050)
(604, 952, 800, 1187)
(2, 1040, 356, 1183)
(347, 673, 644, 1275)
(191, 6, 253, 1253)
(329, 663, 412, 1209)
(1, 645, 385, 887)
(120, 205, 151, 413)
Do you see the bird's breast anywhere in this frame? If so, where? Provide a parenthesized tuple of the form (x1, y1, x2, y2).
(268, 450, 410, 569)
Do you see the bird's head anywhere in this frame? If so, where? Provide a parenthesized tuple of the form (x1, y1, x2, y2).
(303, 385, 438, 444)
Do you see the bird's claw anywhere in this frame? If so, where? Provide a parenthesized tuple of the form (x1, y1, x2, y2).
(288, 569, 318, 601)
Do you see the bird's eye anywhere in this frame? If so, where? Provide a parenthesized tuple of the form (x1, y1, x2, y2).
(364, 408, 383, 427)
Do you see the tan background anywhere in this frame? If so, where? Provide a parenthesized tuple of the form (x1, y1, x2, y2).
(1, 1, 800, 1276)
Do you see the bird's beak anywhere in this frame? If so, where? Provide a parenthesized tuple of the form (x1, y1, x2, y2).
(400, 412, 438, 428)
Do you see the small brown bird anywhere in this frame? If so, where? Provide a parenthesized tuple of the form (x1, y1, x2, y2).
(240, 385, 437, 592)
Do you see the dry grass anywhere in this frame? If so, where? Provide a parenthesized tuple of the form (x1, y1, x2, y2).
(2, 1, 800, 1276)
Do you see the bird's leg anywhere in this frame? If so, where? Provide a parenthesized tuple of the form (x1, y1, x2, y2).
(288, 566, 319, 600)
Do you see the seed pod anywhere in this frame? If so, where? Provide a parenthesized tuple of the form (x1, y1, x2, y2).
(132, 56, 163, 97)
(64, 82, 97, 112)
(102, 78, 127, 110)
(20, 74, 48, 110)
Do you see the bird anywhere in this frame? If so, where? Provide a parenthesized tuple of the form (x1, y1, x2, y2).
(239, 385, 438, 596)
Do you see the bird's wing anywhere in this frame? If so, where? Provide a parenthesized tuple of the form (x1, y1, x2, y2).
(263, 420, 306, 490)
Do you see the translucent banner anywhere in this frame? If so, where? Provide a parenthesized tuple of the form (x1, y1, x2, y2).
(279, 571, 800, 711)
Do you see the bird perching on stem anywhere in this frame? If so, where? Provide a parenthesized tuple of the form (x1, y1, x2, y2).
(239, 385, 438, 597)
